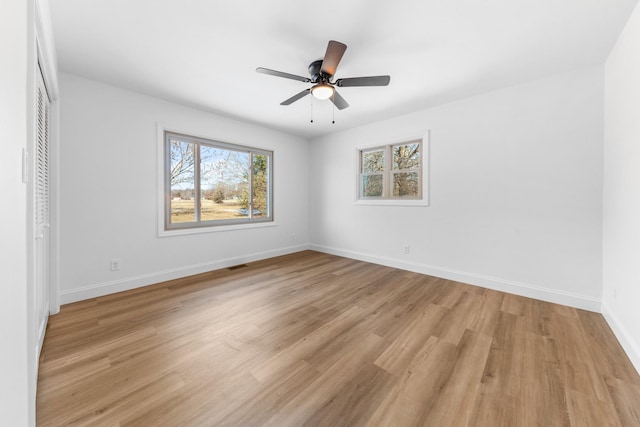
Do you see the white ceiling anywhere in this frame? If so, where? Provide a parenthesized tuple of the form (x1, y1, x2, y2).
(49, 0, 638, 139)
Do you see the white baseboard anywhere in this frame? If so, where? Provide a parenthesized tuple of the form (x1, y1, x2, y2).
(35, 312, 48, 382)
(309, 244, 601, 312)
(601, 302, 640, 375)
(59, 244, 310, 304)
(37, 314, 48, 352)
(60, 242, 601, 312)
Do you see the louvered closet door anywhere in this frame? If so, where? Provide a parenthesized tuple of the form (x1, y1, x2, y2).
(35, 64, 50, 342)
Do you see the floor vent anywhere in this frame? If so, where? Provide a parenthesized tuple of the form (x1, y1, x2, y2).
(228, 264, 248, 270)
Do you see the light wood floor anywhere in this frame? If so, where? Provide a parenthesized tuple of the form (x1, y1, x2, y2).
(37, 251, 640, 426)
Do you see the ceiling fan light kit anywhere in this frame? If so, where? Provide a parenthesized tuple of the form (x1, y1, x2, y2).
(311, 83, 334, 100)
(256, 40, 390, 114)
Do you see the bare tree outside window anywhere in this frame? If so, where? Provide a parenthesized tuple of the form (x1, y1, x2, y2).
(170, 140, 196, 222)
(392, 143, 420, 197)
(361, 149, 384, 197)
(166, 132, 273, 229)
(359, 140, 422, 200)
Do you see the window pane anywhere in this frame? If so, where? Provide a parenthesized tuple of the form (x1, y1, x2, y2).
(200, 145, 249, 220)
(170, 139, 195, 223)
(252, 153, 269, 217)
(393, 143, 420, 170)
(362, 174, 383, 197)
(393, 172, 419, 197)
(165, 131, 274, 230)
(362, 150, 384, 173)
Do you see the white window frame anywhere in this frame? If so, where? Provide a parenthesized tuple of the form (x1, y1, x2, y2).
(355, 132, 429, 207)
(157, 124, 276, 237)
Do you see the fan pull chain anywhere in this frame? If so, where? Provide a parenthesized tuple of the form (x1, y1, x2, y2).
(310, 95, 314, 123)
(332, 94, 336, 124)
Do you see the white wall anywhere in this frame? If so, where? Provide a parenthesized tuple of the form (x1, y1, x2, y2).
(0, 0, 35, 424)
(603, 2, 640, 372)
(58, 73, 309, 303)
(310, 66, 604, 311)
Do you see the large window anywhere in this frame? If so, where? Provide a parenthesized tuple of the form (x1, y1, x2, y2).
(359, 139, 423, 201)
(165, 131, 272, 230)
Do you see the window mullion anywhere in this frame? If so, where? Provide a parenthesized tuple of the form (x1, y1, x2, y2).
(248, 151, 254, 220)
(385, 145, 391, 198)
(165, 135, 172, 229)
(194, 143, 201, 222)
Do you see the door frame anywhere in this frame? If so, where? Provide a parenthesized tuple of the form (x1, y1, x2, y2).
(30, 0, 60, 360)
(34, 59, 51, 358)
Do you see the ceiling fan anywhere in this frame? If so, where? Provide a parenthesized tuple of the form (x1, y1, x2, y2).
(256, 40, 390, 110)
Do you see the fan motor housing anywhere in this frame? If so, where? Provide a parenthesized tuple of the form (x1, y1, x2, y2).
(308, 59, 327, 82)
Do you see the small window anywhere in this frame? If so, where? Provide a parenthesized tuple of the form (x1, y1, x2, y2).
(165, 131, 273, 230)
(359, 139, 423, 201)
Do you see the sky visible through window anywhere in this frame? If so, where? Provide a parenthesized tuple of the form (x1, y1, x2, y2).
(168, 135, 271, 225)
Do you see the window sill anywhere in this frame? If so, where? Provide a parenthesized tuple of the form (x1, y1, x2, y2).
(355, 199, 429, 207)
(158, 221, 277, 237)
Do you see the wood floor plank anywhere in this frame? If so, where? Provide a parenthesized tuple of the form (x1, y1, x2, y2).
(215, 360, 321, 427)
(480, 310, 523, 397)
(262, 333, 386, 427)
(36, 250, 640, 426)
(566, 388, 622, 427)
(467, 288, 505, 337)
(367, 336, 456, 426)
(547, 312, 612, 403)
(606, 376, 640, 426)
(250, 305, 365, 383)
(468, 386, 518, 427)
(430, 290, 482, 345)
(374, 303, 448, 375)
(419, 329, 493, 425)
(301, 363, 393, 427)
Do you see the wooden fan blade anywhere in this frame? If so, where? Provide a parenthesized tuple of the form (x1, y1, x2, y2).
(280, 89, 311, 105)
(330, 90, 349, 110)
(256, 67, 310, 83)
(335, 75, 391, 87)
(320, 40, 347, 77)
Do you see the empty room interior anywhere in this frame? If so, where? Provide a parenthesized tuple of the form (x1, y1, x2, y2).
(3, 0, 640, 425)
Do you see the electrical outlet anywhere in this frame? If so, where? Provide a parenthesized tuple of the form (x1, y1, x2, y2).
(403, 244, 410, 254)
(110, 258, 121, 271)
